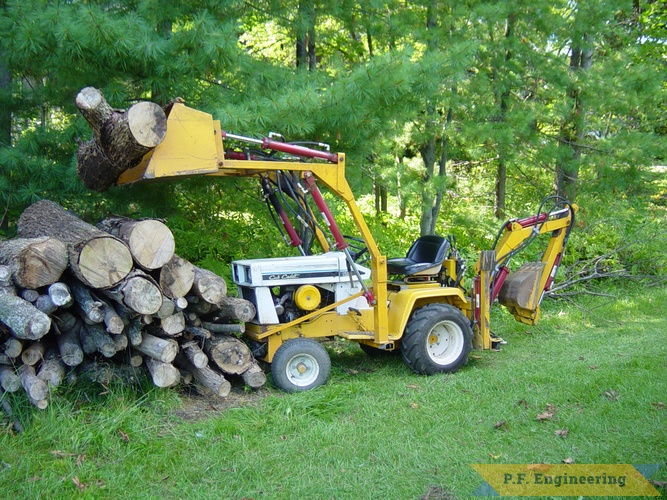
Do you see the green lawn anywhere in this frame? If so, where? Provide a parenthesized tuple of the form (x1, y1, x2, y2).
(1, 285, 666, 499)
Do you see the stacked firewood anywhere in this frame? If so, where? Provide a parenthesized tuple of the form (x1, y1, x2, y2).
(0, 200, 264, 409)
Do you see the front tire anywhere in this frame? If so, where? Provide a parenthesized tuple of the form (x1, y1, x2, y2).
(271, 338, 331, 393)
(401, 303, 472, 375)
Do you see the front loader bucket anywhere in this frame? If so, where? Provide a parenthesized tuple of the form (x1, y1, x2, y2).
(497, 262, 546, 324)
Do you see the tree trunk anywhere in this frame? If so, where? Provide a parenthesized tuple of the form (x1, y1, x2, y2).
(159, 254, 195, 299)
(18, 200, 133, 288)
(57, 321, 84, 367)
(160, 312, 185, 336)
(0, 365, 20, 392)
(37, 353, 66, 387)
(1, 337, 22, 358)
(83, 322, 117, 358)
(0, 237, 68, 289)
(179, 341, 208, 369)
(97, 216, 175, 270)
(69, 279, 105, 323)
(21, 340, 45, 366)
(48, 282, 72, 308)
(101, 269, 163, 315)
(205, 334, 252, 375)
(18, 364, 48, 401)
(176, 357, 231, 398)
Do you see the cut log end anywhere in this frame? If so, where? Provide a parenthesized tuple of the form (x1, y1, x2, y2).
(77, 236, 134, 288)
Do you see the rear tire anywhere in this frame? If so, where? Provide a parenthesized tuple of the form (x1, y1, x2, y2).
(400, 303, 472, 375)
(271, 338, 331, 393)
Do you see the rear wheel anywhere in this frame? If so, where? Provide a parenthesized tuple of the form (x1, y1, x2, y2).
(400, 303, 472, 375)
(271, 338, 331, 393)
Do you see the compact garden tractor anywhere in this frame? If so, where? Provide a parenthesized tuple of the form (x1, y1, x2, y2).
(116, 102, 577, 392)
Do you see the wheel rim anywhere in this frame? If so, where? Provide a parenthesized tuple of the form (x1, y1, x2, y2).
(285, 353, 320, 387)
(426, 320, 464, 365)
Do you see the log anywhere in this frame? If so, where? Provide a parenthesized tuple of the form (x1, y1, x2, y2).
(75, 87, 167, 192)
(75, 86, 114, 142)
(18, 201, 133, 288)
(156, 297, 175, 319)
(57, 322, 84, 367)
(0, 365, 20, 392)
(205, 334, 253, 375)
(28, 396, 49, 410)
(0, 236, 68, 289)
(184, 325, 210, 340)
(126, 317, 143, 347)
(21, 341, 45, 366)
(201, 322, 245, 334)
(0, 267, 51, 340)
(99, 297, 124, 334)
(37, 353, 66, 387)
(35, 294, 57, 315)
(129, 353, 143, 367)
(1, 337, 23, 358)
(192, 267, 227, 305)
(145, 358, 180, 388)
(97, 216, 175, 270)
(101, 270, 162, 315)
(83, 323, 117, 358)
(112, 332, 128, 351)
(53, 311, 77, 333)
(20, 289, 40, 303)
(48, 282, 73, 308)
(160, 312, 185, 336)
(180, 341, 208, 369)
(18, 364, 48, 401)
(176, 358, 231, 398)
(216, 296, 256, 323)
(133, 332, 178, 363)
(69, 279, 104, 323)
(241, 361, 267, 389)
(159, 254, 194, 299)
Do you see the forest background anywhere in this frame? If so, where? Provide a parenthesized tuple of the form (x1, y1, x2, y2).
(0, 0, 666, 295)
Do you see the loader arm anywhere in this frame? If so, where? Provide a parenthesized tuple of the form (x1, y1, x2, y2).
(116, 102, 391, 345)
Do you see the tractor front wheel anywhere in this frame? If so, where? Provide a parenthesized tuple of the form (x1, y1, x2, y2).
(401, 303, 472, 375)
(271, 338, 331, 393)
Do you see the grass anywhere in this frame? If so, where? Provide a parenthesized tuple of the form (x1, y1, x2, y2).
(1, 284, 666, 499)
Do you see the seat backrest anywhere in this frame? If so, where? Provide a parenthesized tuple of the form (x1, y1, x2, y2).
(405, 235, 450, 265)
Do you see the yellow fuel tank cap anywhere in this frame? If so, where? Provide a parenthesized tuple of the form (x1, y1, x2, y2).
(294, 285, 321, 311)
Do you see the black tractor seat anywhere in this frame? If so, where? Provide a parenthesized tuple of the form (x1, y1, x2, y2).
(387, 235, 450, 277)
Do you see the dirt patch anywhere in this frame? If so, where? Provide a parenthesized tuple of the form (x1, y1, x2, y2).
(172, 385, 272, 421)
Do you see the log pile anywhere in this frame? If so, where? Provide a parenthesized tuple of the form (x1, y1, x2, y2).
(0, 200, 263, 410)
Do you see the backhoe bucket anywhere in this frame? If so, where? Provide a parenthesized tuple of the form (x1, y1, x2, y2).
(497, 262, 546, 324)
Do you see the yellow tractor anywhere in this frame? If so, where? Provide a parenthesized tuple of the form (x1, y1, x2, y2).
(117, 103, 577, 392)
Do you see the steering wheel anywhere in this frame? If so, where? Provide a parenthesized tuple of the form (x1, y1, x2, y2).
(344, 235, 370, 265)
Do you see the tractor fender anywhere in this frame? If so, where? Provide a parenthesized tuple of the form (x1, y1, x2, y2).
(387, 287, 470, 338)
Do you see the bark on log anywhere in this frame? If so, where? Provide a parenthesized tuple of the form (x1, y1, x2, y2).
(184, 325, 210, 340)
(102, 300, 125, 334)
(192, 267, 227, 305)
(83, 322, 117, 358)
(216, 296, 256, 323)
(127, 317, 143, 347)
(21, 341, 45, 366)
(75, 86, 114, 142)
(18, 200, 133, 288)
(145, 358, 180, 388)
(53, 311, 77, 333)
(0, 237, 68, 289)
(159, 254, 195, 299)
(101, 270, 162, 315)
(156, 297, 175, 319)
(201, 322, 245, 334)
(57, 322, 84, 367)
(176, 358, 231, 398)
(18, 364, 48, 401)
(0, 365, 20, 392)
(241, 361, 267, 389)
(69, 279, 105, 323)
(0, 268, 51, 340)
(180, 341, 208, 369)
(35, 294, 57, 315)
(133, 332, 178, 363)
(98, 217, 175, 270)
(112, 332, 128, 351)
(205, 334, 252, 375)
